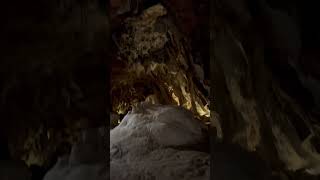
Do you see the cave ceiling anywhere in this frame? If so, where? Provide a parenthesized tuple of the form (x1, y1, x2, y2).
(110, 2, 210, 126)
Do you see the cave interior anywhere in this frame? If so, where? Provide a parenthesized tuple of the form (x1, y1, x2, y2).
(0, 0, 320, 179)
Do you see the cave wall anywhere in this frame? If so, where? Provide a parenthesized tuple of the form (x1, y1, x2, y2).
(211, 0, 320, 176)
(0, 0, 109, 168)
(1, 0, 320, 179)
(110, 0, 320, 177)
(110, 1, 210, 125)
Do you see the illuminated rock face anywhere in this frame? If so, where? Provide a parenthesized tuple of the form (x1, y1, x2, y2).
(111, 4, 210, 122)
(110, 104, 209, 180)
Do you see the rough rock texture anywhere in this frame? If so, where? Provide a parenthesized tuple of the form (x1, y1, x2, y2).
(211, 0, 320, 178)
(110, 104, 209, 180)
(43, 128, 107, 180)
(111, 4, 210, 124)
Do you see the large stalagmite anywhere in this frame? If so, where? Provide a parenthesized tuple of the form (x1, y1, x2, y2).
(110, 104, 210, 180)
